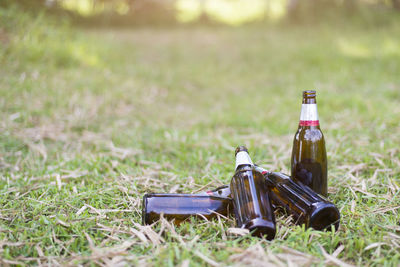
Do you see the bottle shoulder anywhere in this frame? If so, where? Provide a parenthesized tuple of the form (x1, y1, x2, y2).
(294, 127, 325, 142)
(231, 167, 264, 183)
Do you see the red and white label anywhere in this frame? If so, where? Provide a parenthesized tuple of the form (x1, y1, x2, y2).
(299, 104, 319, 126)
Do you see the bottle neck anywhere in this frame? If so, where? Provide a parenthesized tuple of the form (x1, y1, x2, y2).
(205, 185, 231, 198)
(235, 151, 253, 170)
(253, 165, 269, 175)
(299, 103, 319, 127)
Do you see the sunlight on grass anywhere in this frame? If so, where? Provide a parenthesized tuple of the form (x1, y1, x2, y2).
(337, 38, 400, 58)
(175, 0, 202, 22)
(61, 0, 129, 16)
(175, 0, 287, 25)
(206, 0, 267, 25)
(60, 0, 288, 25)
(382, 39, 400, 57)
(69, 42, 103, 67)
(337, 39, 371, 58)
(268, 1, 287, 20)
(62, 0, 97, 16)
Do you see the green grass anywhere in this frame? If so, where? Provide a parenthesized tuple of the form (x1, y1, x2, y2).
(1, 6, 400, 266)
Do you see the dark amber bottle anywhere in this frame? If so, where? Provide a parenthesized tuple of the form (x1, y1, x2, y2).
(254, 166, 340, 231)
(230, 146, 276, 239)
(142, 185, 232, 225)
(291, 90, 328, 196)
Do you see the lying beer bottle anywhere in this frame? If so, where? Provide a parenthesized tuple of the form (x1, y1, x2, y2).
(254, 166, 340, 231)
(142, 185, 232, 225)
(291, 90, 328, 196)
(230, 146, 276, 239)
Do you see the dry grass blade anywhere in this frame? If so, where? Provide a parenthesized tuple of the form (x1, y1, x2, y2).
(55, 174, 62, 190)
(193, 251, 220, 267)
(36, 245, 44, 257)
(1, 259, 25, 265)
(332, 245, 345, 258)
(159, 217, 186, 245)
(227, 228, 249, 236)
(169, 184, 180, 193)
(130, 227, 148, 244)
(105, 142, 142, 159)
(373, 206, 400, 214)
(229, 243, 281, 267)
(85, 232, 95, 249)
(180, 259, 190, 267)
(352, 187, 377, 198)
(133, 222, 164, 245)
(76, 205, 87, 216)
(277, 246, 317, 266)
(319, 245, 354, 267)
(57, 219, 70, 228)
(26, 141, 48, 161)
(364, 242, 386, 251)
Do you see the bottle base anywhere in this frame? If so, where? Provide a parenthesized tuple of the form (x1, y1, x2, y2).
(246, 218, 276, 240)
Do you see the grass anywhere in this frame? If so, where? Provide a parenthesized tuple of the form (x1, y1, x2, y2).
(1, 6, 400, 266)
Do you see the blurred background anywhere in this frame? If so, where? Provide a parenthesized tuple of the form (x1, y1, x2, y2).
(3, 0, 400, 25)
(1, 0, 400, 169)
(1, 1, 400, 265)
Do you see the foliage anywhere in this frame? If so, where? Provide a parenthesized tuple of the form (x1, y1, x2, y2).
(0, 5, 103, 69)
(1, 5, 400, 266)
(2, 0, 400, 26)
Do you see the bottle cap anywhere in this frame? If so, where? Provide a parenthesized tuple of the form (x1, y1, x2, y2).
(235, 146, 248, 156)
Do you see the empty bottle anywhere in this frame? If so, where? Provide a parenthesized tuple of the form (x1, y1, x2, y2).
(254, 166, 340, 231)
(230, 146, 276, 239)
(291, 90, 328, 196)
(142, 185, 232, 225)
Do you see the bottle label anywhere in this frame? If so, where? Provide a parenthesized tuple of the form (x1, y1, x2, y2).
(235, 151, 253, 170)
(299, 104, 319, 126)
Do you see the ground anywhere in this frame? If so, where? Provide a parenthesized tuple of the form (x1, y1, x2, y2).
(1, 10, 400, 266)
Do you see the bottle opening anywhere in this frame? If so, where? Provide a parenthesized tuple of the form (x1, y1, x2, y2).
(303, 90, 316, 98)
(310, 206, 340, 231)
(302, 90, 317, 104)
(235, 146, 248, 156)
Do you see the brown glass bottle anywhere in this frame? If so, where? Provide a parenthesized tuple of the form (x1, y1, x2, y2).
(230, 146, 276, 239)
(291, 90, 328, 196)
(254, 166, 340, 231)
(142, 185, 232, 225)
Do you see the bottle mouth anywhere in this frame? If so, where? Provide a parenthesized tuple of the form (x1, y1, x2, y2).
(235, 146, 248, 156)
(246, 218, 276, 240)
(309, 204, 340, 231)
(303, 90, 316, 98)
(142, 194, 149, 225)
(302, 90, 317, 104)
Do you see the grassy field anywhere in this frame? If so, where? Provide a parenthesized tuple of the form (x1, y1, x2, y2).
(1, 7, 400, 266)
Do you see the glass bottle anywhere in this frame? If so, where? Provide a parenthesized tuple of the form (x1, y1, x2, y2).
(230, 146, 276, 239)
(142, 185, 232, 225)
(254, 166, 339, 231)
(291, 90, 328, 196)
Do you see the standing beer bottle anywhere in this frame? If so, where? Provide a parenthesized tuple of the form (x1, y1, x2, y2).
(142, 185, 232, 225)
(291, 90, 328, 196)
(230, 146, 276, 239)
